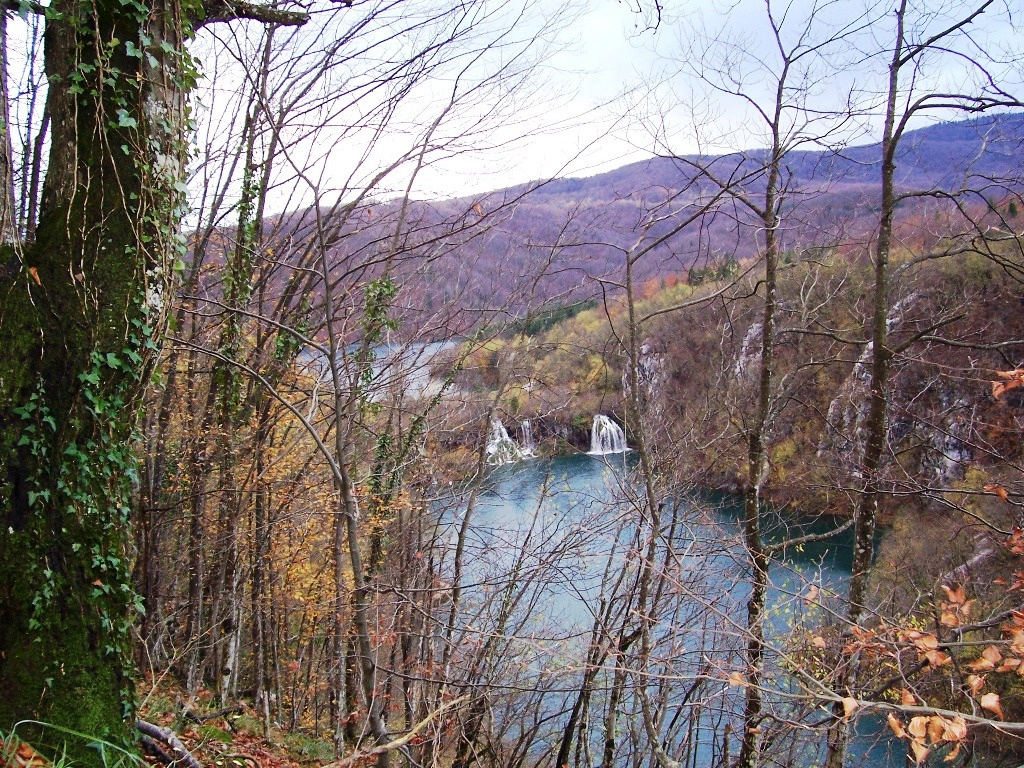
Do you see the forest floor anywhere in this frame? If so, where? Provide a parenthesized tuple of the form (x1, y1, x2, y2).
(137, 682, 318, 768)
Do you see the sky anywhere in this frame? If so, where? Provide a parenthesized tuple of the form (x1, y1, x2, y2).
(187, 0, 679, 212)
(4, 0, 1022, 219)
(180, 0, 1024, 213)
(398, 0, 1024, 201)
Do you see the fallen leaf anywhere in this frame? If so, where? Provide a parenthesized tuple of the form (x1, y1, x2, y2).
(940, 610, 960, 628)
(983, 645, 1003, 664)
(942, 716, 967, 742)
(992, 370, 1024, 400)
(969, 645, 1000, 671)
(927, 716, 945, 744)
(728, 671, 745, 687)
(812, 636, 827, 649)
(901, 688, 917, 706)
(924, 649, 952, 667)
(28, 266, 40, 286)
(913, 633, 939, 651)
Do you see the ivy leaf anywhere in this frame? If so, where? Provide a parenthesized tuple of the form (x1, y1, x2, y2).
(115, 109, 137, 129)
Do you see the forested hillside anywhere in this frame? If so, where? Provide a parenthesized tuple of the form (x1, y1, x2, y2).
(233, 113, 1024, 322)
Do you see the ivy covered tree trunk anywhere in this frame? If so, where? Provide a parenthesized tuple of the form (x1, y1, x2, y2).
(0, 0, 189, 761)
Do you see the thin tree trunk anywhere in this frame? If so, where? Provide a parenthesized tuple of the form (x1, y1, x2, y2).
(823, 9, 903, 765)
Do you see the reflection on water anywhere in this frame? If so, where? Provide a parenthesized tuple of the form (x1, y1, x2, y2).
(449, 452, 900, 768)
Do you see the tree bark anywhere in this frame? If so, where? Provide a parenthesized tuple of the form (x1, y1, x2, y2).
(0, 1, 188, 761)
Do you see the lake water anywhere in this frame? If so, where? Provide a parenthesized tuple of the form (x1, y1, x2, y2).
(452, 452, 903, 768)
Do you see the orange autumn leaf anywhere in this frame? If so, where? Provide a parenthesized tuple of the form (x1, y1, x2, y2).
(842, 697, 858, 718)
(901, 688, 918, 706)
(1008, 529, 1024, 554)
(912, 632, 939, 650)
(941, 584, 967, 605)
(985, 483, 1010, 502)
(0, 738, 50, 768)
(910, 741, 930, 765)
(924, 649, 952, 667)
(943, 716, 968, 742)
(940, 610, 960, 628)
(969, 645, 1002, 671)
(966, 674, 986, 695)
(887, 713, 907, 739)
(980, 692, 1004, 720)
(27, 266, 41, 286)
(992, 369, 1024, 400)
(997, 657, 1021, 672)
(908, 716, 929, 740)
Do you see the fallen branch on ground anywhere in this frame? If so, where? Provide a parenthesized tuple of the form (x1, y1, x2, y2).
(136, 720, 202, 768)
(323, 695, 470, 768)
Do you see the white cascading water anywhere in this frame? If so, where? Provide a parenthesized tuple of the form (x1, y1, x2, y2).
(519, 419, 536, 457)
(486, 419, 524, 465)
(588, 414, 628, 455)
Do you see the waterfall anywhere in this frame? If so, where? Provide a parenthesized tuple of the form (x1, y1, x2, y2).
(588, 415, 629, 455)
(817, 292, 919, 469)
(624, 342, 666, 421)
(733, 322, 763, 378)
(520, 420, 536, 457)
(486, 419, 525, 465)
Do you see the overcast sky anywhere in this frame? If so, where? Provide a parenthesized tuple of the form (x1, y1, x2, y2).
(404, 0, 1024, 201)
(178, 0, 1024, 213)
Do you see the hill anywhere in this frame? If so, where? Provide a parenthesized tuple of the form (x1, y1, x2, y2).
(233, 112, 1024, 332)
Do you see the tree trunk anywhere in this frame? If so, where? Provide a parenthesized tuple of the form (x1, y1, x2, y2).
(824, 11, 902, 765)
(0, 0, 188, 762)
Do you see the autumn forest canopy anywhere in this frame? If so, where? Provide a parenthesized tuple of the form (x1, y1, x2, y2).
(2, 1, 1024, 768)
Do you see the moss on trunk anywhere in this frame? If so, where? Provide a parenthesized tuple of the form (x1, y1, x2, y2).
(0, 1, 189, 763)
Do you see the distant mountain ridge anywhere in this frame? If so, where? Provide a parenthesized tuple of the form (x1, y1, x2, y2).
(507, 112, 1024, 203)
(257, 113, 1024, 328)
